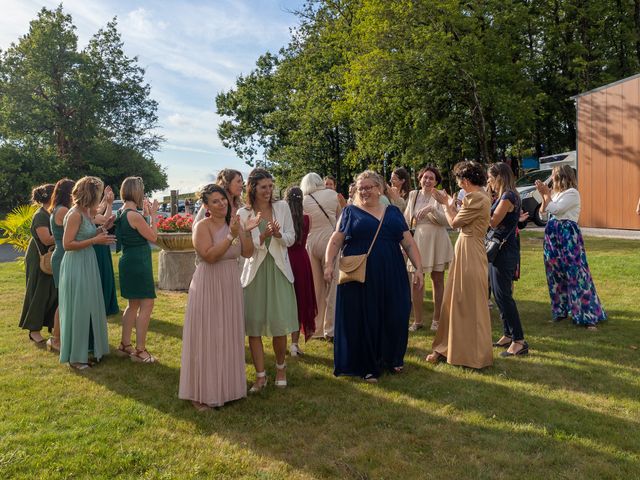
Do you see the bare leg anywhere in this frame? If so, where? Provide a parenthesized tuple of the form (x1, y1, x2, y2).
(249, 336, 266, 388)
(121, 299, 140, 347)
(272, 335, 287, 383)
(431, 271, 444, 325)
(410, 272, 425, 328)
(134, 298, 154, 353)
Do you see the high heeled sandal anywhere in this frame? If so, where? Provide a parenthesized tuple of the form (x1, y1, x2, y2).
(275, 362, 287, 388)
(28, 332, 46, 348)
(46, 338, 60, 352)
(492, 336, 512, 348)
(249, 371, 267, 393)
(116, 342, 135, 357)
(425, 351, 446, 364)
(131, 348, 156, 363)
(500, 341, 529, 357)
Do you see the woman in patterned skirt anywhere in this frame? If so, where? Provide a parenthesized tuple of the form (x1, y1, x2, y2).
(535, 165, 606, 330)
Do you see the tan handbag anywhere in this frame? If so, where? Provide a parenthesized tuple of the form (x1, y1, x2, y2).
(338, 207, 386, 285)
(38, 244, 54, 275)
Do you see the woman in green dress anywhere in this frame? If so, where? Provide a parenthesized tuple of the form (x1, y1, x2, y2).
(238, 168, 299, 391)
(59, 177, 116, 369)
(93, 186, 119, 316)
(19, 184, 57, 345)
(114, 176, 159, 363)
(48, 178, 76, 352)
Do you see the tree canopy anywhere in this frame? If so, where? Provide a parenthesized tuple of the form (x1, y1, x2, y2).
(217, 0, 640, 190)
(0, 5, 166, 211)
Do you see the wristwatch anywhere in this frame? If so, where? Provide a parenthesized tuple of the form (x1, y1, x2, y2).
(227, 233, 239, 245)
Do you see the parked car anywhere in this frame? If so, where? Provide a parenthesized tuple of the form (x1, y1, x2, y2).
(516, 170, 551, 227)
(516, 159, 577, 228)
(111, 199, 124, 217)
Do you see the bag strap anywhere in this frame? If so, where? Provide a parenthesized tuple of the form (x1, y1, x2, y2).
(309, 193, 334, 228)
(366, 207, 387, 257)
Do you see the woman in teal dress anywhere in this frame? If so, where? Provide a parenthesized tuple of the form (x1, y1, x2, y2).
(59, 177, 116, 369)
(238, 168, 299, 392)
(114, 176, 159, 363)
(19, 184, 57, 346)
(48, 178, 76, 352)
(93, 186, 119, 316)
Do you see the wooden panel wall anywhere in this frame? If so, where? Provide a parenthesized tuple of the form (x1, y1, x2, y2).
(577, 76, 640, 230)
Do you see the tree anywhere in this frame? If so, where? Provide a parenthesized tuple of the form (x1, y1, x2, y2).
(0, 5, 166, 210)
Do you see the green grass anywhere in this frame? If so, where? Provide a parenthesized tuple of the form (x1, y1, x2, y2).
(0, 231, 639, 479)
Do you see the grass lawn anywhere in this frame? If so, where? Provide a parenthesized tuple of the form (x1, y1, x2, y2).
(0, 231, 639, 479)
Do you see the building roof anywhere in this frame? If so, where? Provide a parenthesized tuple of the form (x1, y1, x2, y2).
(570, 72, 640, 100)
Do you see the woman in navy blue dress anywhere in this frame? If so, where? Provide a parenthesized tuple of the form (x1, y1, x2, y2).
(324, 170, 423, 382)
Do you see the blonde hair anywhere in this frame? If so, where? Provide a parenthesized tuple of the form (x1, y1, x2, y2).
(354, 170, 384, 205)
(72, 176, 104, 209)
(551, 165, 577, 192)
(120, 176, 145, 208)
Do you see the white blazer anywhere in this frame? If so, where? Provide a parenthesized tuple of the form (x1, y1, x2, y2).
(238, 200, 295, 287)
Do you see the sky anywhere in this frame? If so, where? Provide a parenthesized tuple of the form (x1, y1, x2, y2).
(0, 0, 304, 198)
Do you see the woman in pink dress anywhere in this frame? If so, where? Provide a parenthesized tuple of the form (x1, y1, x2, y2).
(285, 187, 317, 356)
(179, 184, 259, 411)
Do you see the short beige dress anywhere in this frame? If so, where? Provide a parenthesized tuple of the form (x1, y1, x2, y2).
(404, 189, 454, 273)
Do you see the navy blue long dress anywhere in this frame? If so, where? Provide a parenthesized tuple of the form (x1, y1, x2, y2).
(334, 205, 411, 378)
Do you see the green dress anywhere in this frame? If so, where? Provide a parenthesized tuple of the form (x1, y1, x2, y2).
(50, 205, 65, 288)
(115, 209, 156, 299)
(94, 244, 119, 315)
(244, 220, 298, 337)
(59, 208, 109, 363)
(19, 207, 57, 332)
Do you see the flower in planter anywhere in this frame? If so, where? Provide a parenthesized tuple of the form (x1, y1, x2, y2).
(157, 214, 194, 233)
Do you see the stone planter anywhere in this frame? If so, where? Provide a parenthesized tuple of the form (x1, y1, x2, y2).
(156, 232, 196, 291)
(155, 232, 193, 251)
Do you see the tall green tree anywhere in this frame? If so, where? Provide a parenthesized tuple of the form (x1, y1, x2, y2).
(0, 5, 166, 210)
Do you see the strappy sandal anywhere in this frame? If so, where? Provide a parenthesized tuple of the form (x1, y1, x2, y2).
(425, 351, 446, 364)
(408, 323, 424, 332)
(46, 338, 60, 352)
(275, 362, 287, 388)
(249, 371, 267, 393)
(116, 342, 135, 357)
(29, 332, 46, 348)
(131, 348, 156, 363)
(364, 374, 378, 383)
(493, 336, 512, 348)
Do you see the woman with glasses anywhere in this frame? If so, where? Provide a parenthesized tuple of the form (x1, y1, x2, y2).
(324, 170, 423, 382)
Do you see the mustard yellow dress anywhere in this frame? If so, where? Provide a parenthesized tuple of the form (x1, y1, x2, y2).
(431, 191, 493, 369)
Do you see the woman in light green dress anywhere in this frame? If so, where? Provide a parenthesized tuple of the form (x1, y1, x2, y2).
(239, 168, 298, 392)
(59, 177, 116, 369)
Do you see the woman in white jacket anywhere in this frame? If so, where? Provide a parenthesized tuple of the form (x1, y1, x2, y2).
(238, 168, 299, 391)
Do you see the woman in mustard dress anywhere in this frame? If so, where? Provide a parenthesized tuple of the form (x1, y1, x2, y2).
(427, 161, 493, 370)
(114, 176, 159, 363)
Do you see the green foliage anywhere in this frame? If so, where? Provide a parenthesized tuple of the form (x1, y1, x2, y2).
(0, 204, 38, 256)
(0, 5, 166, 211)
(217, 0, 640, 186)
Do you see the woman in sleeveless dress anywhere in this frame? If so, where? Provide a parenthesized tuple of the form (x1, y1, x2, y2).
(404, 166, 454, 332)
(93, 185, 119, 316)
(301, 173, 341, 340)
(114, 176, 159, 363)
(59, 177, 116, 369)
(285, 187, 317, 356)
(19, 184, 57, 346)
(48, 178, 75, 352)
(179, 184, 258, 411)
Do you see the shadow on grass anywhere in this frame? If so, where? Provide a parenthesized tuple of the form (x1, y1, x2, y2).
(76, 337, 640, 479)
